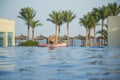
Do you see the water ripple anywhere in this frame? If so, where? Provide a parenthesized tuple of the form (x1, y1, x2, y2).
(0, 46, 120, 80)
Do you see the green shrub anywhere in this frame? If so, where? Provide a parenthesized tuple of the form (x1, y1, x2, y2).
(18, 40, 38, 46)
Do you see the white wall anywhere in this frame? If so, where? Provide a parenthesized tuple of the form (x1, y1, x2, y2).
(108, 16, 120, 46)
(0, 19, 15, 47)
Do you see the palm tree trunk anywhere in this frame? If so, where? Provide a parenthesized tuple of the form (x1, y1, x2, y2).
(28, 24, 30, 40)
(57, 25, 59, 44)
(58, 26, 60, 43)
(85, 28, 89, 46)
(101, 19, 104, 46)
(88, 29, 91, 46)
(32, 29, 34, 41)
(55, 24, 59, 44)
(55, 25, 57, 44)
(94, 25, 96, 45)
(67, 23, 70, 46)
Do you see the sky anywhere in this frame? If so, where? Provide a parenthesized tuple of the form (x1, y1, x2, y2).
(0, 0, 120, 37)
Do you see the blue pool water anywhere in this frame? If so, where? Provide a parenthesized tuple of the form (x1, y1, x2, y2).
(0, 46, 120, 80)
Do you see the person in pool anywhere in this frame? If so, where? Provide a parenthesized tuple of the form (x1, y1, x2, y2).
(48, 35, 57, 49)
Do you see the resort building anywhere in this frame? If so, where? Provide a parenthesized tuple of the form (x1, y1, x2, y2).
(0, 19, 15, 47)
(108, 16, 120, 46)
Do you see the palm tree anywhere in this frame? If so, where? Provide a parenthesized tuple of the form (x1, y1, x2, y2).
(30, 20, 42, 41)
(93, 6, 109, 46)
(97, 24, 108, 45)
(62, 10, 76, 46)
(18, 7, 36, 40)
(87, 13, 94, 46)
(85, 13, 94, 46)
(58, 21, 64, 43)
(91, 11, 100, 45)
(108, 2, 120, 16)
(79, 14, 91, 46)
(47, 11, 63, 44)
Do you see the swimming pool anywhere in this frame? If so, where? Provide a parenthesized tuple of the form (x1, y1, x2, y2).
(0, 46, 120, 80)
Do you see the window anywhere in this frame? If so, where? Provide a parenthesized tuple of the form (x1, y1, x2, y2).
(8, 32, 13, 46)
(0, 32, 5, 46)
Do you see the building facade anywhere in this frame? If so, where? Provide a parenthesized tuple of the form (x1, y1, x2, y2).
(108, 16, 120, 46)
(0, 19, 15, 47)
